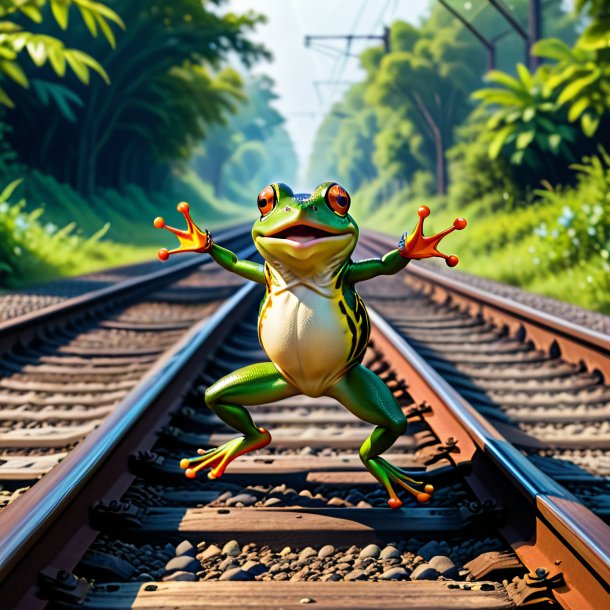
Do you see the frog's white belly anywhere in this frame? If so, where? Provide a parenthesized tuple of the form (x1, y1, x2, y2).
(259, 286, 353, 397)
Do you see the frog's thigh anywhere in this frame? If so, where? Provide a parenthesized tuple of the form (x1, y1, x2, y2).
(328, 365, 407, 435)
(205, 362, 299, 406)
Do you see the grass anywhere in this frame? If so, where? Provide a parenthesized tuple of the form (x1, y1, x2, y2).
(0, 167, 256, 291)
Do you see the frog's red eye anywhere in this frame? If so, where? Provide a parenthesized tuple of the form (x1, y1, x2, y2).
(257, 185, 276, 216)
(325, 184, 350, 216)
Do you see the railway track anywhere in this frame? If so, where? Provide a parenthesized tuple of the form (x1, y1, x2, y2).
(0, 229, 608, 609)
(0, 224, 252, 505)
(360, 232, 610, 520)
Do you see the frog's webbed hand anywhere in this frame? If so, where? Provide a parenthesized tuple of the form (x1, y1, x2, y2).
(346, 207, 466, 284)
(154, 202, 213, 260)
(153, 201, 264, 284)
(398, 206, 467, 266)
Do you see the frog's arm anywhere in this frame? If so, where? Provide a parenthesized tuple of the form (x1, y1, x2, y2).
(345, 250, 409, 284)
(153, 202, 264, 284)
(209, 243, 264, 284)
(348, 207, 467, 283)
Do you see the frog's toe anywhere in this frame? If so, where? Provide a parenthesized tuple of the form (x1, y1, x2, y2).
(376, 457, 435, 508)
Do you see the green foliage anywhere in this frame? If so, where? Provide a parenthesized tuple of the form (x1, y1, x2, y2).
(0, 0, 123, 105)
(534, 38, 610, 137)
(0, 176, 149, 287)
(531, 148, 610, 275)
(472, 64, 579, 182)
(574, 0, 610, 51)
(4, 0, 269, 196)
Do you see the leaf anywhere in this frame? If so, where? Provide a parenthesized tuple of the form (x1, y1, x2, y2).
(51, 0, 70, 30)
(510, 149, 525, 165)
(48, 45, 66, 76)
(0, 85, 14, 107)
(471, 89, 522, 106)
(77, 0, 125, 28)
(79, 7, 98, 38)
(32, 79, 83, 122)
(581, 112, 600, 136)
(548, 133, 562, 152)
(26, 40, 48, 66)
(523, 107, 535, 122)
(64, 50, 89, 84)
(557, 70, 601, 106)
(19, 6, 42, 23)
(532, 38, 574, 62)
(516, 130, 535, 150)
(0, 178, 23, 203)
(485, 69, 525, 95)
(579, 19, 610, 51)
(94, 12, 115, 48)
(489, 124, 514, 160)
(516, 63, 533, 90)
(0, 60, 28, 87)
(568, 95, 591, 121)
(69, 49, 109, 84)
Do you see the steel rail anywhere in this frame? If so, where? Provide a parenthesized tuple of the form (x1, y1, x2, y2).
(0, 223, 252, 351)
(369, 307, 610, 610)
(0, 278, 259, 588)
(361, 231, 610, 379)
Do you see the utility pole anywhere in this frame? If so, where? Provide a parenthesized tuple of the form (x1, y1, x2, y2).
(439, 0, 495, 71)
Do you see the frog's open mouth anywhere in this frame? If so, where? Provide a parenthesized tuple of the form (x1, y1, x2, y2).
(269, 224, 340, 244)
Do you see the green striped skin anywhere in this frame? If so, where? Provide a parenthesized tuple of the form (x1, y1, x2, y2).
(187, 182, 433, 507)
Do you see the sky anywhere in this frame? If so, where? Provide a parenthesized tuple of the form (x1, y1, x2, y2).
(226, 0, 430, 186)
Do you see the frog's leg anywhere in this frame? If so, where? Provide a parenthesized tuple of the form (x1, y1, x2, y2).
(180, 362, 298, 479)
(328, 364, 434, 509)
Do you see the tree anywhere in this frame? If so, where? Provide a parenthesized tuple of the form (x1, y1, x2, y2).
(370, 22, 480, 194)
(0, 0, 122, 106)
(3, 0, 268, 195)
(194, 75, 297, 200)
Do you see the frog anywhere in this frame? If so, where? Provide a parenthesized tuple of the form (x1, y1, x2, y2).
(153, 182, 466, 508)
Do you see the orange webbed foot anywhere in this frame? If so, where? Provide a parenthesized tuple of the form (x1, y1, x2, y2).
(153, 202, 212, 261)
(399, 206, 467, 267)
(179, 428, 271, 480)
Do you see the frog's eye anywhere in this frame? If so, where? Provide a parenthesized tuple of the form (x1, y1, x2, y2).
(324, 184, 350, 216)
(257, 185, 276, 217)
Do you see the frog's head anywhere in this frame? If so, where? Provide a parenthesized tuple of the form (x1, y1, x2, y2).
(252, 182, 358, 275)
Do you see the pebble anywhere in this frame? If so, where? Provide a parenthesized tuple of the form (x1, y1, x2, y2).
(227, 493, 257, 507)
(222, 540, 241, 556)
(242, 561, 268, 576)
(220, 567, 253, 581)
(165, 555, 199, 574)
(198, 545, 222, 562)
(274, 572, 289, 581)
(175, 541, 195, 557)
(280, 546, 292, 557)
(318, 545, 335, 559)
(358, 544, 380, 559)
(263, 497, 283, 507)
(344, 569, 367, 581)
(300, 598, 315, 604)
(162, 570, 197, 582)
(298, 547, 318, 561)
(381, 567, 409, 580)
(428, 555, 459, 578)
(327, 497, 349, 507)
(416, 541, 441, 561)
(137, 573, 154, 581)
(380, 546, 402, 560)
(411, 563, 439, 580)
